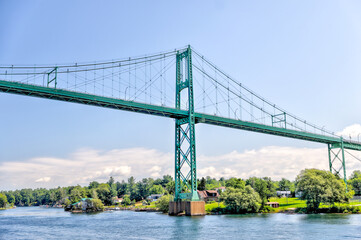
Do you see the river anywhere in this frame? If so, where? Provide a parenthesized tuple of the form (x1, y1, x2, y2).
(0, 207, 361, 239)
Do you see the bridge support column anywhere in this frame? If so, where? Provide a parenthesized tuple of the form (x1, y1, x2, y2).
(169, 201, 205, 216)
(172, 46, 205, 215)
(328, 139, 347, 191)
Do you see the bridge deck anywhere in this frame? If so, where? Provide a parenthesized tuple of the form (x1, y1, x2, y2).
(1, 80, 360, 151)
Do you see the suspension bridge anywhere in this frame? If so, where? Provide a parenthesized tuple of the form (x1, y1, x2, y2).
(1, 45, 360, 214)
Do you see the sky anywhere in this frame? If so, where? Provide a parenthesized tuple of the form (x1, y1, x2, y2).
(1, 0, 361, 190)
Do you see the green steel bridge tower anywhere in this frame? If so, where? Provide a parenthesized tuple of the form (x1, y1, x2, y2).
(174, 46, 199, 201)
(0, 45, 361, 205)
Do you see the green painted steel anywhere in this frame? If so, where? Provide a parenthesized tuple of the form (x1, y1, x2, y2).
(0, 79, 360, 151)
(341, 140, 347, 191)
(174, 46, 199, 201)
(47, 67, 58, 88)
(328, 139, 348, 191)
(0, 79, 187, 119)
(328, 144, 332, 172)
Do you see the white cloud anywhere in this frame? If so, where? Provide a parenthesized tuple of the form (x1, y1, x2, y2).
(337, 124, 361, 140)
(197, 145, 361, 181)
(148, 166, 162, 178)
(35, 177, 51, 183)
(1, 143, 361, 190)
(0, 147, 172, 190)
(197, 146, 329, 180)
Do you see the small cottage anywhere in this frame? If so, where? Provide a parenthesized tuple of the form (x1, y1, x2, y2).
(72, 198, 93, 211)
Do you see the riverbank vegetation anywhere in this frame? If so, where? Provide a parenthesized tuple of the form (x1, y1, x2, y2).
(1, 168, 361, 214)
(0, 193, 8, 209)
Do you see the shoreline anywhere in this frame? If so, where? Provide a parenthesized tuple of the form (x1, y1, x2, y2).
(4, 205, 361, 215)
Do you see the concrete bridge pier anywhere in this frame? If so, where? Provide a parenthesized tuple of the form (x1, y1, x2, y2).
(169, 201, 206, 216)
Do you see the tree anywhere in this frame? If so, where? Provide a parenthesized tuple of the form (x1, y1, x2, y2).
(198, 177, 206, 191)
(278, 178, 294, 192)
(128, 176, 136, 194)
(89, 199, 104, 211)
(4, 192, 15, 205)
(225, 178, 245, 189)
(349, 170, 361, 195)
(165, 181, 175, 195)
(130, 187, 142, 202)
(69, 187, 86, 204)
(0, 193, 8, 208)
(296, 169, 352, 211)
(155, 195, 170, 213)
(20, 189, 33, 206)
(350, 170, 361, 179)
(117, 180, 128, 197)
(89, 181, 100, 189)
(122, 195, 131, 206)
(246, 177, 277, 208)
(161, 175, 173, 187)
(107, 177, 115, 188)
(220, 186, 261, 213)
(89, 189, 98, 199)
(64, 198, 71, 207)
(14, 191, 21, 205)
(149, 185, 164, 195)
(55, 188, 66, 203)
(137, 178, 152, 200)
(96, 183, 115, 206)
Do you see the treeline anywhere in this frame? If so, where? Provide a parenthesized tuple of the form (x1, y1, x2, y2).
(0, 175, 173, 207)
(0, 175, 293, 208)
(1, 169, 360, 212)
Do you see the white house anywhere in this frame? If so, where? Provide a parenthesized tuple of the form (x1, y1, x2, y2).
(276, 191, 291, 198)
(146, 194, 163, 202)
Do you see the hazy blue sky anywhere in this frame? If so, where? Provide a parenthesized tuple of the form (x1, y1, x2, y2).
(1, 0, 361, 189)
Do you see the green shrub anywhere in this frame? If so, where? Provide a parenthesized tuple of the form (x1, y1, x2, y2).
(260, 205, 274, 213)
(220, 186, 261, 214)
(90, 199, 104, 211)
(155, 195, 170, 213)
(298, 205, 361, 214)
(0, 193, 8, 208)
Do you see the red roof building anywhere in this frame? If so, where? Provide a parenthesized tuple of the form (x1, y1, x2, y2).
(197, 190, 219, 202)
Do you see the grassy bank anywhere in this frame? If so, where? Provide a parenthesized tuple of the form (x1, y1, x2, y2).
(269, 197, 361, 210)
(205, 198, 361, 214)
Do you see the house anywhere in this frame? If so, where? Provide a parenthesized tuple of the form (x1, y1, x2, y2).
(72, 198, 93, 211)
(197, 190, 219, 202)
(266, 202, 279, 208)
(146, 194, 163, 202)
(214, 187, 226, 193)
(276, 191, 291, 198)
(112, 196, 123, 204)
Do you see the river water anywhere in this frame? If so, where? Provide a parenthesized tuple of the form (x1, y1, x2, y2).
(0, 207, 361, 239)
